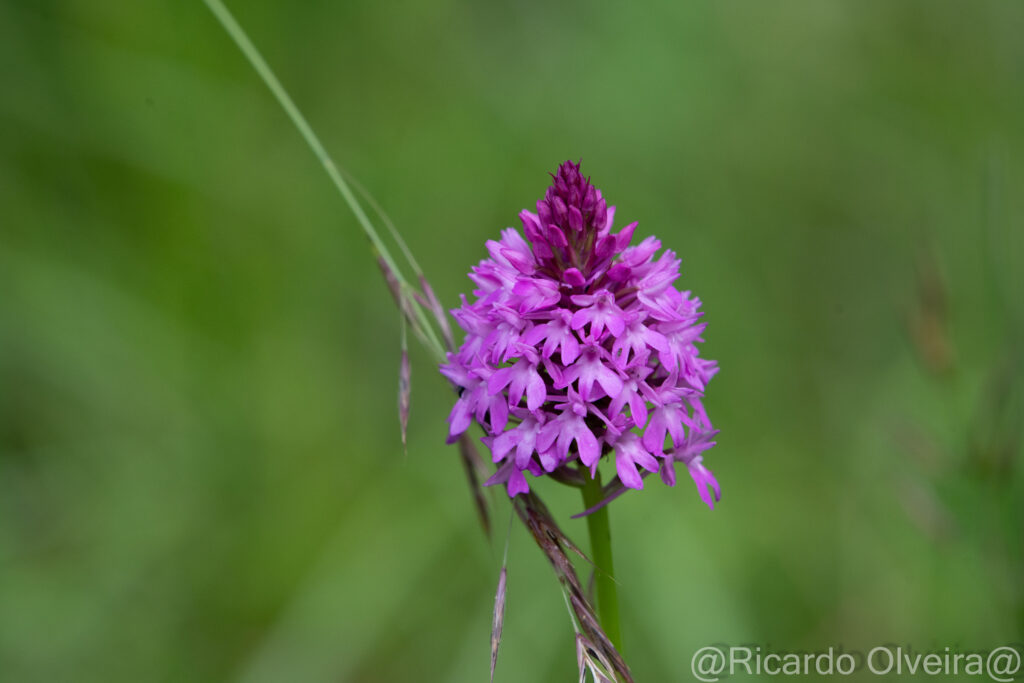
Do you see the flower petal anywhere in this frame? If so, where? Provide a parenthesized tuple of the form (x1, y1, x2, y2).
(526, 370, 547, 411)
(616, 455, 644, 490)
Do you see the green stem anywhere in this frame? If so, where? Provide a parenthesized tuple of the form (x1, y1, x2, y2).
(581, 470, 622, 652)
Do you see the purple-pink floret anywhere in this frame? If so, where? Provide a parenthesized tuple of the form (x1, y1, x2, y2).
(440, 161, 720, 508)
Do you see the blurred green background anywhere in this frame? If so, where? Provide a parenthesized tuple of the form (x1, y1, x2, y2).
(2, 1, 1022, 681)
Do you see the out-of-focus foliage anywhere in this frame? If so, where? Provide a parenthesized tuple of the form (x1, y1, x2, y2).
(1, 1, 1022, 681)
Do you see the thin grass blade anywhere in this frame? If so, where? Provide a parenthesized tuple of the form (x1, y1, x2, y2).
(490, 565, 507, 682)
(201, 0, 447, 361)
(458, 434, 491, 537)
(514, 493, 634, 683)
(419, 275, 455, 350)
(398, 319, 411, 454)
(576, 634, 617, 683)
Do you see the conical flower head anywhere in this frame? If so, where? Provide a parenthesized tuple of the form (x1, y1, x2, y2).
(441, 161, 720, 508)
(522, 160, 619, 280)
(538, 160, 607, 238)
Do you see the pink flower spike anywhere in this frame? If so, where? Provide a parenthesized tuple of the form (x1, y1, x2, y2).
(440, 160, 718, 505)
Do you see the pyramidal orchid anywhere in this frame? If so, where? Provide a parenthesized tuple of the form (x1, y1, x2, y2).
(441, 161, 720, 509)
